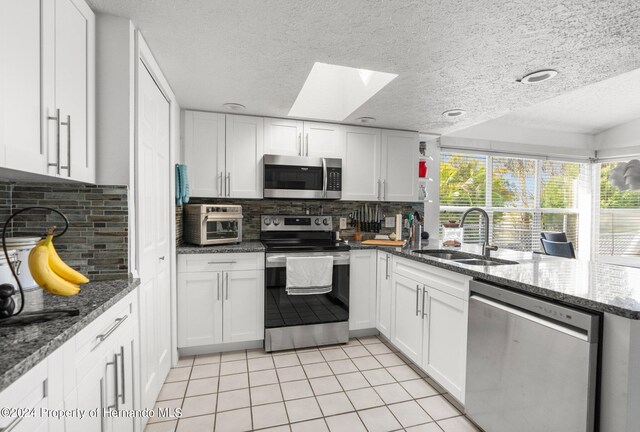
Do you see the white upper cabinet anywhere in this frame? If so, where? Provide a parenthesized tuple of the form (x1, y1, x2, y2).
(381, 129, 418, 202)
(343, 127, 418, 202)
(342, 126, 382, 201)
(0, 0, 43, 172)
(184, 111, 263, 198)
(303, 121, 345, 158)
(183, 111, 225, 197)
(43, 0, 95, 183)
(264, 119, 345, 159)
(264, 118, 304, 156)
(226, 114, 264, 198)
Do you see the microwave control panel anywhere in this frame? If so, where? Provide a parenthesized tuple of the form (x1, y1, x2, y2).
(327, 168, 342, 191)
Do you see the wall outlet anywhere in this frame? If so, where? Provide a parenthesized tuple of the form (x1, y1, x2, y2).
(385, 216, 395, 228)
(339, 217, 347, 229)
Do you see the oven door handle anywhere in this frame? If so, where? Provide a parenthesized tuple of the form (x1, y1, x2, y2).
(322, 158, 328, 198)
(266, 255, 350, 267)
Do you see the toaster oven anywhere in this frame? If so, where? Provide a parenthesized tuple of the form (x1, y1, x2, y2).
(184, 204, 243, 246)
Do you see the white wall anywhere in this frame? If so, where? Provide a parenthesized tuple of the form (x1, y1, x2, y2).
(95, 14, 135, 185)
(594, 118, 640, 159)
(444, 120, 595, 159)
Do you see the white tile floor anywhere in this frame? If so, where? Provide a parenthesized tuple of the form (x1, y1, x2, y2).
(145, 336, 480, 432)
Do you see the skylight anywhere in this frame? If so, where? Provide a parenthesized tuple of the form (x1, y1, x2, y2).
(288, 62, 397, 122)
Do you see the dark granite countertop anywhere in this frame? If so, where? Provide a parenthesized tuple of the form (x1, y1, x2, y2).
(347, 240, 640, 320)
(0, 278, 140, 392)
(177, 241, 265, 254)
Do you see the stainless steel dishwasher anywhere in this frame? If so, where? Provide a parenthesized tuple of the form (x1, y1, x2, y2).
(466, 280, 600, 432)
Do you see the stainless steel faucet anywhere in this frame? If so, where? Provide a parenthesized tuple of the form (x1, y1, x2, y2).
(460, 207, 498, 258)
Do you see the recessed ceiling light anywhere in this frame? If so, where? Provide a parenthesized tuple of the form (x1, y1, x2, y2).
(288, 62, 398, 122)
(442, 109, 466, 118)
(517, 69, 558, 84)
(223, 103, 246, 111)
(355, 117, 376, 124)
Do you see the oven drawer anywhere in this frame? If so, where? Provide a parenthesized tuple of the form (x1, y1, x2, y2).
(178, 252, 265, 273)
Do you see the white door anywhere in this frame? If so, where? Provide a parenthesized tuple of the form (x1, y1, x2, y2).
(342, 126, 382, 201)
(391, 273, 423, 363)
(0, 0, 42, 171)
(264, 118, 303, 156)
(381, 129, 418, 202)
(52, 0, 93, 182)
(226, 114, 264, 198)
(222, 270, 264, 343)
(136, 61, 172, 412)
(183, 110, 225, 197)
(422, 287, 467, 402)
(376, 251, 392, 338)
(349, 250, 377, 331)
(177, 272, 223, 347)
(304, 122, 345, 158)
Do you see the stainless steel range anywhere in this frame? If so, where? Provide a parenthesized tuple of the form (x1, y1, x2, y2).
(261, 215, 350, 352)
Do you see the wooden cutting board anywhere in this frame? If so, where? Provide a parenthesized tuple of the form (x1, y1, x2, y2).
(361, 240, 406, 246)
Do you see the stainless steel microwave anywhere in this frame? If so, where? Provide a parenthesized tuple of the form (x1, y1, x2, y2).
(263, 154, 342, 199)
(183, 204, 243, 245)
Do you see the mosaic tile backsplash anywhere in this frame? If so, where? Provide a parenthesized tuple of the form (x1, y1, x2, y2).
(177, 198, 424, 246)
(0, 182, 128, 281)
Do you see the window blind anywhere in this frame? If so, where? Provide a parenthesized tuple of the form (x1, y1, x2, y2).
(599, 162, 640, 256)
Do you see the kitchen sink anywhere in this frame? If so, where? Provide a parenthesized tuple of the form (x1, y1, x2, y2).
(412, 249, 518, 266)
(411, 250, 470, 260)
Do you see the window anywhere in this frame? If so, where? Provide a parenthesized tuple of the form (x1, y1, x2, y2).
(598, 162, 640, 256)
(440, 152, 584, 252)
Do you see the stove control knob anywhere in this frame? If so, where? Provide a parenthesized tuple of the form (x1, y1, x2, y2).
(273, 218, 280, 226)
(264, 217, 272, 226)
(322, 218, 330, 226)
(315, 218, 321, 225)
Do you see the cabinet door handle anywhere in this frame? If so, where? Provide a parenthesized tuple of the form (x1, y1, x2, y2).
(305, 133, 309, 156)
(60, 115, 71, 176)
(226, 172, 231, 196)
(218, 172, 223, 196)
(382, 179, 386, 200)
(422, 285, 428, 319)
(298, 133, 302, 156)
(47, 108, 61, 174)
(207, 261, 237, 265)
(225, 272, 229, 300)
(377, 179, 381, 201)
(106, 352, 119, 410)
(385, 254, 389, 280)
(93, 315, 128, 351)
(415, 285, 420, 316)
(217, 273, 221, 300)
(119, 345, 126, 404)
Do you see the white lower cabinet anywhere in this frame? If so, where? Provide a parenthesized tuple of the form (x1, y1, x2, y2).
(390, 257, 471, 403)
(349, 250, 377, 331)
(0, 360, 49, 432)
(390, 273, 424, 364)
(177, 253, 265, 348)
(376, 251, 392, 338)
(421, 287, 468, 403)
(0, 289, 139, 432)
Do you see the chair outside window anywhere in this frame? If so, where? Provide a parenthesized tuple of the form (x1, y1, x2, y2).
(541, 232, 568, 242)
(541, 239, 576, 259)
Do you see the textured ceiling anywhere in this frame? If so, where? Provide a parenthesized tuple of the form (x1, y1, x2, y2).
(480, 67, 640, 134)
(87, 0, 640, 134)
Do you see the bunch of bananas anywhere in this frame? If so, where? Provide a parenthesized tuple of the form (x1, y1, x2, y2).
(28, 233, 89, 296)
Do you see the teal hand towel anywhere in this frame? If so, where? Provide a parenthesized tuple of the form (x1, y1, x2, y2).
(175, 164, 183, 206)
(177, 164, 190, 205)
